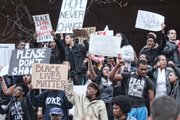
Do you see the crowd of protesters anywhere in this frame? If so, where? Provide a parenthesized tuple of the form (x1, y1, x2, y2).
(0, 23, 180, 120)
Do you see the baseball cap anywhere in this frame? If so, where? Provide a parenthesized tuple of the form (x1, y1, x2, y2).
(87, 82, 100, 96)
(49, 107, 64, 116)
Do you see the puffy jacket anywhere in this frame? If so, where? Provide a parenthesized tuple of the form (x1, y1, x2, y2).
(65, 81, 108, 120)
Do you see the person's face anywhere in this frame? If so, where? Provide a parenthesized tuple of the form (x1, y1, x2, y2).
(137, 63, 147, 77)
(17, 42, 25, 49)
(168, 30, 177, 41)
(113, 104, 123, 118)
(22, 75, 31, 84)
(13, 86, 24, 97)
(139, 54, 148, 62)
(146, 38, 155, 48)
(65, 35, 73, 45)
(102, 66, 110, 77)
(168, 72, 177, 83)
(158, 56, 167, 69)
(50, 114, 62, 120)
(86, 87, 97, 98)
(50, 40, 56, 49)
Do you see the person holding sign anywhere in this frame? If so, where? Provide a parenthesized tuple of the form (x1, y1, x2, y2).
(29, 88, 73, 120)
(64, 33, 89, 85)
(40, 30, 66, 64)
(139, 23, 166, 66)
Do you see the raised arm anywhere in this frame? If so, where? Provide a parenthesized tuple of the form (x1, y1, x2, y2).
(65, 79, 76, 105)
(157, 23, 167, 52)
(87, 54, 98, 80)
(168, 61, 180, 79)
(109, 56, 125, 81)
(51, 30, 66, 63)
(0, 76, 16, 96)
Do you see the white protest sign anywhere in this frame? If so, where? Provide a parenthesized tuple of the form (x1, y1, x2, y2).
(56, 0, 88, 33)
(33, 14, 53, 42)
(96, 30, 114, 36)
(89, 34, 121, 57)
(0, 44, 15, 69)
(32, 63, 68, 90)
(135, 10, 165, 31)
(0, 65, 9, 76)
(104, 25, 109, 31)
(69, 85, 87, 115)
(96, 25, 114, 36)
(8, 48, 51, 75)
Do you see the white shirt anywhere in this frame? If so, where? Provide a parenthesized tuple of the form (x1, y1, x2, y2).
(155, 68, 167, 98)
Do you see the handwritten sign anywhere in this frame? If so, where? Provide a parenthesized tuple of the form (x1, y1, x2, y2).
(32, 63, 68, 90)
(96, 30, 114, 36)
(73, 29, 88, 38)
(81, 27, 96, 35)
(0, 44, 15, 69)
(8, 48, 51, 75)
(0, 65, 9, 76)
(135, 10, 165, 31)
(33, 14, 53, 42)
(69, 85, 87, 115)
(89, 34, 121, 57)
(56, 0, 88, 33)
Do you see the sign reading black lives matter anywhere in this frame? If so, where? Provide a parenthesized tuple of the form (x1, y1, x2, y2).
(8, 48, 51, 75)
(56, 0, 88, 33)
(32, 63, 68, 90)
(135, 10, 164, 31)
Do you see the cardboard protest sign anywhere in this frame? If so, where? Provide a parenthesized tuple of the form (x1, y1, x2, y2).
(81, 27, 96, 35)
(56, 0, 88, 33)
(73, 29, 88, 38)
(135, 10, 165, 31)
(0, 44, 15, 69)
(31, 63, 68, 90)
(33, 14, 53, 42)
(89, 34, 121, 57)
(8, 48, 51, 75)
